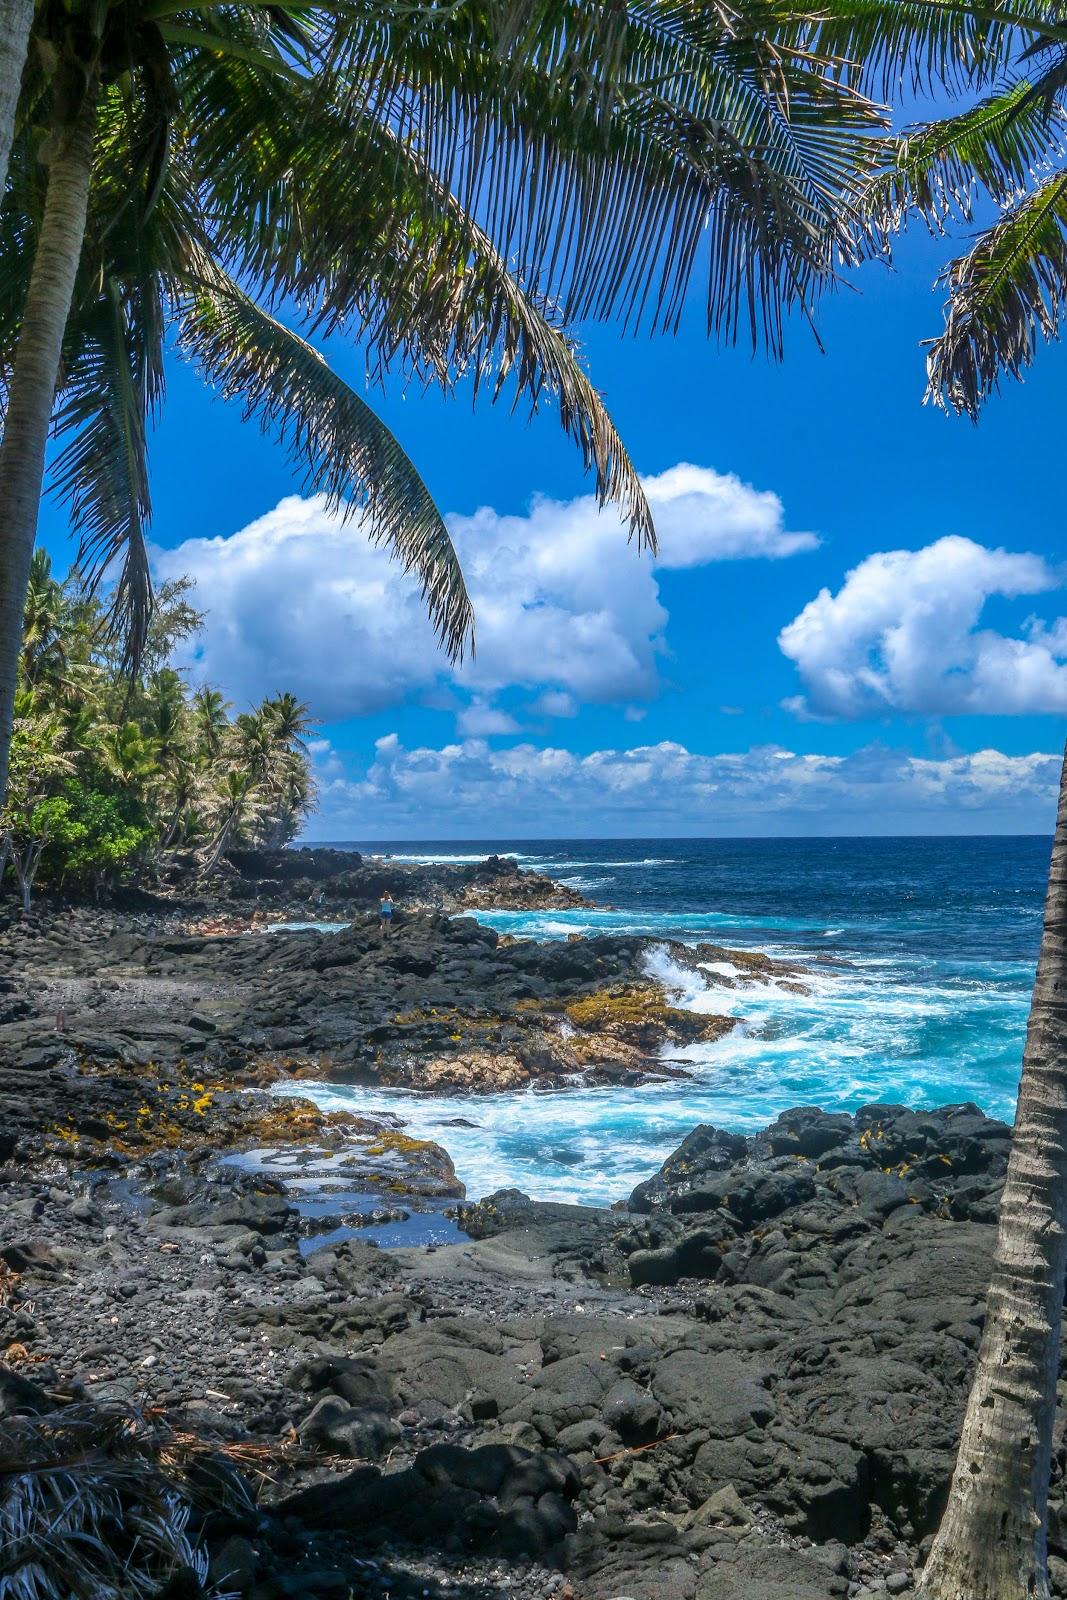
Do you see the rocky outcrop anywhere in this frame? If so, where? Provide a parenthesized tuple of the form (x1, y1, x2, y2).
(3, 1101, 1054, 1600)
(0, 907, 799, 1097)
(9, 1101, 1067, 1600)
(622, 1102, 1009, 1237)
(1, 862, 1035, 1600)
(214, 846, 593, 914)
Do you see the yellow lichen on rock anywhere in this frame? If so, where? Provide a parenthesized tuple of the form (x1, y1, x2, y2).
(563, 983, 733, 1051)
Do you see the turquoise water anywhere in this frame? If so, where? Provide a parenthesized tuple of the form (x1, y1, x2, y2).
(286, 837, 1048, 1207)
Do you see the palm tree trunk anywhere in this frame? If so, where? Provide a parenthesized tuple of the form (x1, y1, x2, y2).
(198, 812, 237, 877)
(0, 0, 33, 198)
(161, 806, 183, 851)
(919, 743, 1067, 1600)
(0, 88, 96, 807)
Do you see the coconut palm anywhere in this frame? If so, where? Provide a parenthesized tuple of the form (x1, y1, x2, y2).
(0, 0, 884, 805)
(812, 0, 1067, 415)
(107, 719, 158, 789)
(795, 6, 1067, 1595)
(20, 550, 69, 688)
(143, 668, 191, 768)
(198, 767, 263, 875)
(227, 698, 314, 845)
(191, 686, 230, 764)
(0, 0, 32, 199)
(906, 754, 1066, 1600)
(0, 706, 77, 911)
(264, 692, 313, 753)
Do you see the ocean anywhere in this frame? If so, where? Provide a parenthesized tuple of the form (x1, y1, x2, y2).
(287, 836, 1048, 1208)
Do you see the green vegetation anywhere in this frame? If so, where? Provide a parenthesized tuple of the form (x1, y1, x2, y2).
(0, 0, 886, 805)
(2, 2, 1065, 1594)
(782, 11, 1067, 1595)
(0, 552, 312, 909)
(813, 1, 1067, 416)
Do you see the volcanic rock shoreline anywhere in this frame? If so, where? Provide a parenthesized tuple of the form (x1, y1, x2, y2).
(0, 848, 1059, 1600)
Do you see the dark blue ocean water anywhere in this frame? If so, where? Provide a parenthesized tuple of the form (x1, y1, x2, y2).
(292, 836, 1049, 1206)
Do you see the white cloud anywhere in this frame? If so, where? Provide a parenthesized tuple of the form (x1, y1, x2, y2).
(308, 735, 1061, 836)
(641, 462, 818, 564)
(155, 496, 437, 720)
(307, 736, 343, 777)
(532, 690, 579, 719)
(154, 463, 813, 721)
(779, 535, 1067, 720)
(455, 699, 520, 737)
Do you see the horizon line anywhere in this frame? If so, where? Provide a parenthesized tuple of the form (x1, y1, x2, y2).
(295, 831, 1053, 844)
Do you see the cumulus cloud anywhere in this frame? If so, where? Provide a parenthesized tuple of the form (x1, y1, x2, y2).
(779, 535, 1067, 720)
(455, 699, 520, 737)
(309, 735, 1060, 836)
(154, 463, 813, 720)
(641, 462, 818, 564)
(532, 690, 579, 719)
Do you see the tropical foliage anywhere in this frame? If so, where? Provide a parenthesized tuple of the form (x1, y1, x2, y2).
(813, 0, 1067, 414)
(0, 0, 887, 806)
(0, 1397, 253, 1599)
(0, 553, 313, 909)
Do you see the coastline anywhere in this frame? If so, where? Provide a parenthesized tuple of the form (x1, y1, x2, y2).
(0, 846, 1058, 1600)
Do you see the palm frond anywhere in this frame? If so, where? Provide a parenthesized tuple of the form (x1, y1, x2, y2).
(863, 76, 1067, 234)
(210, 1, 882, 351)
(926, 169, 1067, 414)
(0, 1402, 227, 1600)
(801, 0, 1067, 97)
(258, 109, 655, 545)
(49, 275, 164, 672)
(177, 265, 474, 660)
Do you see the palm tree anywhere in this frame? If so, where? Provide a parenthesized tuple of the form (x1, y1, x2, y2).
(264, 692, 313, 753)
(158, 755, 201, 849)
(232, 707, 275, 784)
(914, 754, 1067, 1600)
(198, 767, 262, 875)
(191, 686, 230, 764)
(799, 7, 1067, 1595)
(107, 719, 157, 791)
(0, 0, 883, 806)
(257, 695, 316, 844)
(143, 668, 191, 770)
(0, 0, 32, 198)
(21, 551, 69, 688)
(813, 1, 1067, 416)
(227, 700, 311, 845)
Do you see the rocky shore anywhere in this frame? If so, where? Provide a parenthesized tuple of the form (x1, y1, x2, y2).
(0, 849, 1053, 1599)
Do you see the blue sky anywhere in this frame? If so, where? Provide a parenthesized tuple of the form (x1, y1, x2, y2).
(38, 219, 1067, 838)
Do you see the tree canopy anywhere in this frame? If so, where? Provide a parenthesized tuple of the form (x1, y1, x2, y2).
(0, 552, 313, 909)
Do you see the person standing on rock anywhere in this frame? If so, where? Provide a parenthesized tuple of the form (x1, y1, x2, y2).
(379, 891, 394, 934)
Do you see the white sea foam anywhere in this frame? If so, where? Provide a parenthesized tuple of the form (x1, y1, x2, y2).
(265, 920, 348, 934)
(465, 906, 816, 940)
(368, 851, 524, 866)
(262, 870, 1034, 1208)
(594, 858, 678, 867)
